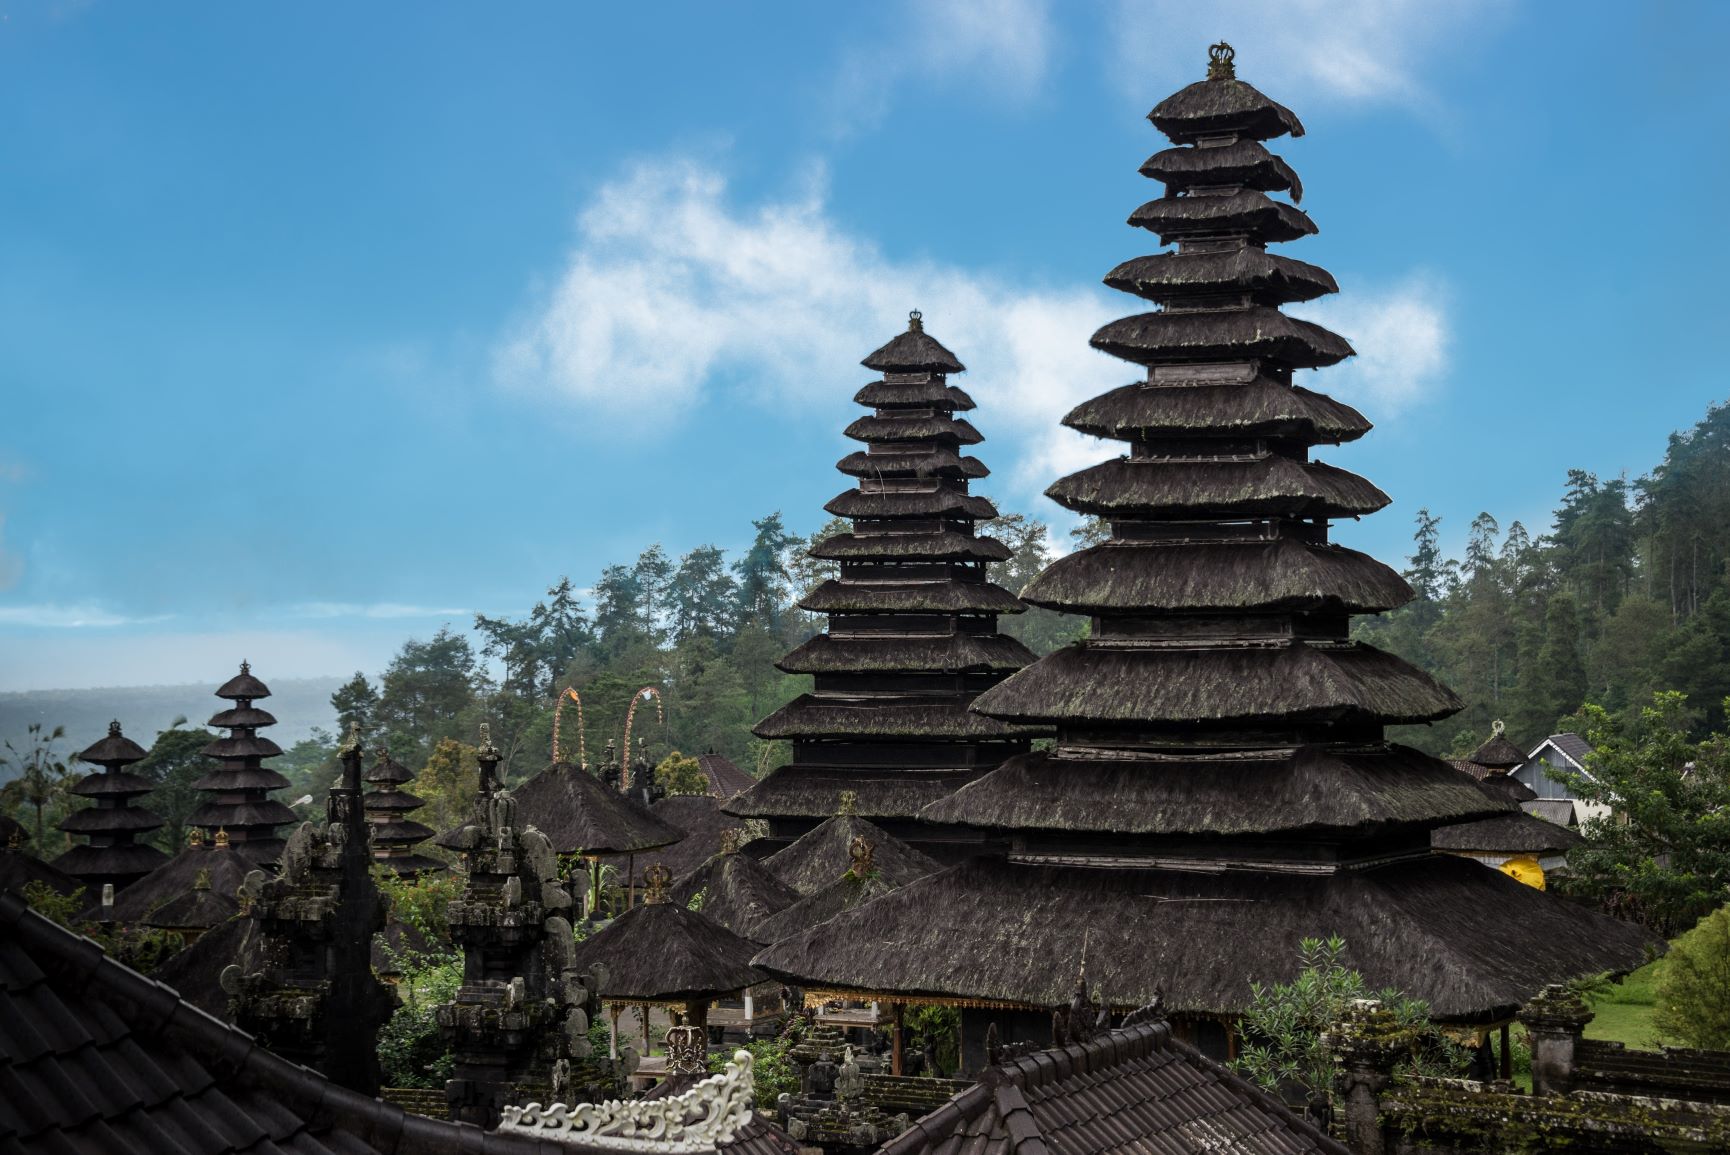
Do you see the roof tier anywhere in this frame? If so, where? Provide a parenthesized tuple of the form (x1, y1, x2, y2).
(726, 766, 988, 823)
(76, 722, 148, 768)
(799, 578, 1024, 616)
(808, 530, 1012, 562)
(750, 854, 1654, 1022)
(1064, 372, 1367, 442)
(50, 841, 169, 884)
(1141, 137, 1304, 198)
(845, 413, 984, 445)
(835, 448, 988, 479)
(1147, 60, 1305, 143)
(569, 899, 766, 1003)
(215, 660, 272, 700)
(755, 696, 1043, 742)
(1046, 455, 1389, 520)
(824, 488, 997, 520)
(1105, 249, 1336, 306)
(1432, 812, 1583, 856)
(1129, 189, 1316, 244)
(1090, 308, 1353, 368)
(777, 632, 1035, 676)
(854, 380, 975, 410)
(862, 317, 966, 373)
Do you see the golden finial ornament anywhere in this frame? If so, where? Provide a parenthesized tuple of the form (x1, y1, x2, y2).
(188, 827, 204, 848)
(720, 827, 744, 855)
(837, 789, 858, 816)
(644, 862, 673, 904)
(908, 309, 923, 333)
(1207, 41, 1236, 81)
(214, 828, 230, 849)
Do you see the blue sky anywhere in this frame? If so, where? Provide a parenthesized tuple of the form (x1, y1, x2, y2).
(3, 0, 1725, 690)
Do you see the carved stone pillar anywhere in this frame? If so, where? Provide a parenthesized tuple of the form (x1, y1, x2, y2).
(1326, 999, 1406, 1155)
(1519, 983, 1591, 1096)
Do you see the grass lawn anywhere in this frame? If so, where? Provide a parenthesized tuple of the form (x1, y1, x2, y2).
(1583, 959, 1664, 1050)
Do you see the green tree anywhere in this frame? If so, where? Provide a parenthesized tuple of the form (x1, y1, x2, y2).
(1557, 692, 1730, 935)
(654, 750, 707, 797)
(376, 628, 482, 765)
(669, 544, 738, 641)
(415, 737, 480, 842)
(733, 512, 794, 628)
(1653, 905, 1730, 1049)
(1516, 591, 1589, 738)
(330, 673, 381, 742)
(0, 723, 76, 848)
(133, 721, 219, 851)
(989, 512, 1087, 656)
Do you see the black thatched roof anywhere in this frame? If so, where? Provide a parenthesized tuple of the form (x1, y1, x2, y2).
(880, 1018, 1348, 1155)
(106, 843, 255, 924)
(51, 841, 169, 882)
(800, 579, 1024, 616)
(1141, 137, 1304, 200)
(0, 814, 27, 846)
(58, 807, 165, 836)
(752, 868, 896, 943)
(1062, 375, 1365, 442)
(845, 414, 984, 445)
(206, 705, 277, 729)
(1020, 538, 1410, 616)
(921, 747, 1505, 839)
(696, 753, 757, 799)
(648, 795, 735, 879)
(1105, 248, 1336, 307)
(1047, 456, 1387, 520)
(726, 766, 987, 822)
(752, 855, 1654, 1022)
(808, 530, 1012, 563)
(755, 697, 1041, 742)
(1432, 812, 1583, 855)
(569, 900, 766, 1002)
(778, 633, 1035, 676)
(1090, 308, 1352, 369)
(491, 761, 683, 855)
(1148, 76, 1305, 143)
(854, 380, 975, 410)
(77, 721, 148, 767)
(147, 885, 236, 932)
(669, 851, 799, 940)
(836, 448, 989, 479)
(862, 319, 965, 374)
(825, 488, 997, 521)
(1128, 189, 1316, 244)
(214, 661, 272, 700)
(762, 813, 942, 896)
(1470, 731, 1529, 770)
(0, 848, 80, 896)
(199, 735, 284, 760)
(972, 641, 1463, 727)
(366, 750, 416, 785)
(149, 912, 250, 1018)
(1475, 773, 1537, 806)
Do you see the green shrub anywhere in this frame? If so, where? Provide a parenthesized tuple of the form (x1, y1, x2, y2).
(1653, 905, 1730, 1049)
(378, 951, 463, 1088)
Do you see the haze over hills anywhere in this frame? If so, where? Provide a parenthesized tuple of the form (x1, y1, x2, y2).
(0, 676, 346, 779)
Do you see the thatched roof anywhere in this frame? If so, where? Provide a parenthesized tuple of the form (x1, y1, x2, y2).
(147, 885, 236, 932)
(863, 322, 966, 374)
(500, 761, 684, 855)
(846, 414, 984, 445)
(1020, 537, 1410, 616)
(762, 812, 941, 896)
(1063, 375, 1365, 442)
(809, 530, 1011, 563)
(824, 488, 997, 521)
(972, 641, 1462, 727)
(201, 734, 283, 759)
(0, 848, 80, 896)
(696, 754, 757, 799)
(855, 380, 975, 410)
(751, 855, 1655, 1022)
(1105, 248, 1335, 307)
(569, 900, 766, 1002)
(51, 841, 169, 884)
(58, 806, 165, 836)
(106, 843, 256, 924)
(1090, 308, 1352, 369)
(1475, 773, 1537, 806)
(835, 449, 988, 480)
(1432, 813, 1583, 855)
(1129, 189, 1316, 244)
(669, 850, 799, 940)
(366, 750, 416, 785)
(726, 766, 987, 822)
(1470, 732, 1528, 770)
(1047, 455, 1388, 520)
(1141, 137, 1303, 199)
(215, 661, 272, 700)
(77, 721, 149, 767)
(880, 1018, 1348, 1155)
(150, 911, 250, 1018)
(0, 813, 27, 846)
(752, 868, 897, 943)
(1148, 76, 1305, 143)
(67, 770, 157, 800)
(799, 579, 1023, 616)
(754, 696, 1041, 742)
(778, 633, 1034, 676)
(921, 746, 1506, 839)
(206, 705, 277, 729)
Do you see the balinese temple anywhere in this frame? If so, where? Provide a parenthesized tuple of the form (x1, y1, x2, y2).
(762, 792, 941, 897)
(188, 661, 297, 863)
(106, 824, 254, 931)
(1434, 723, 1581, 887)
(51, 720, 169, 895)
(364, 747, 443, 876)
(729, 316, 1042, 858)
(755, 45, 1653, 1061)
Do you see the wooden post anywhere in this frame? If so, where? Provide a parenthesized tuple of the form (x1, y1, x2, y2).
(1500, 1023, 1512, 1081)
(609, 1004, 620, 1059)
(892, 1002, 905, 1076)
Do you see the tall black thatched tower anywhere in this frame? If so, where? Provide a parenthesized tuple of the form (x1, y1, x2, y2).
(755, 46, 1652, 1052)
(728, 315, 1042, 857)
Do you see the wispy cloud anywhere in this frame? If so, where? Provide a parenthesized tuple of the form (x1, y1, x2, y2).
(289, 602, 471, 621)
(1108, 0, 1510, 111)
(826, 0, 1055, 134)
(1291, 272, 1450, 414)
(0, 604, 174, 629)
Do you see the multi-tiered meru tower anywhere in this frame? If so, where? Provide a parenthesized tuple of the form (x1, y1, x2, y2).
(188, 662, 296, 863)
(729, 316, 1041, 858)
(755, 46, 1652, 1047)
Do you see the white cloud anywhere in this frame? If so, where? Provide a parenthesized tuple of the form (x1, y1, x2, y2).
(0, 604, 173, 629)
(1291, 272, 1449, 414)
(1108, 0, 1509, 110)
(289, 602, 471, 621)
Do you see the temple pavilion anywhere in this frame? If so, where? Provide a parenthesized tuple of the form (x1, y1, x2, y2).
(754, 45, 1652, 1061)
(728, 315, 1043, 858)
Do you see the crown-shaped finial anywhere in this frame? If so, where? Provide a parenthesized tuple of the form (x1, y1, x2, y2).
(838, 789, 858, 816)
(1492, 719, 1506, 737)
(108, 719, 122, 736)
(908, 309, 923, 333)
(214, 828, 230, 848)
(188, 826, 204, 848)
(239, 659, 251, 675)
(1208, 41, 1235, 81)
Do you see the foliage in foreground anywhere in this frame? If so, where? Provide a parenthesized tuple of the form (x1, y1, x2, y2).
(1234, 936, 1468, 1111)
(1653, 905, 1730, 1049)
(378, 950, 463, 1089)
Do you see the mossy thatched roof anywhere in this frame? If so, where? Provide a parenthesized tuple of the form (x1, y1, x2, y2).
(643, 796, 733, 880)
(1104, 249, 1335, 307)
(668, 851, 799, 940)
(1432, 812, 1583, 855)
(1063, 376, 1365, 442)
(972, 640, 1462, 727)
(921, 746, 1504, 838)
(1141, 137, 1303, 199)
(0, 848, 80, 897)
(1470, 732, 1529, 770)
(570, 901, 766, 1002)
(809, 531, 1011, 563)
(752, 869, 898, 943)
(777, 632, 1034, 676)
(762, 812, 942, 896)
(799, 578, 1023, 616)
(854, 380, 975, 410)
(1020, 538, 1410, 616)
(726, 766, 988, 823)
(754, 696, 1043, 742)
(863, 326, 965, 374)
(751, 855, 1655, 1022)
(824, 488, 997, 521)
(1148, 77, 1305, 143)
(77, 723, 149, 767)
(845, 414, 984, 445)
(106, 843, 254, 924)
(506, 761, 683, 855)
(835, 449, 988, 480)
(1091, 308, 1352, 369)
(1046, 455, 1389, 520)
(1129, 189, 1315, 244)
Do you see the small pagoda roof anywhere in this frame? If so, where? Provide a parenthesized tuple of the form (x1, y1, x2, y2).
(808, 530, 1012, 563)
(696, 753, 757, 799)
(76, 721, 148, 767)
(973, 641, 1462, 728)
(146, 882, 236, 932)
(365, 750, 417, 785)
(0, 813, 28, 846)
(1047, 455, 1389, 520)
(880, 1019, 1348, 1155)
(669, 849, 800, 940)
(107, 842, 255, 924)
(205, 705, 278, 730)
(1470, 730, 1529, 771)
(187, 798, 300, 830)
(854, 380, 975, 410)
(0, 848, 81, 896)
(1090, 307, 1353, 369)
(862, 317, 965, 374)
(921, 747, 1505, 839)
(1023, 538, 1410, 617)
(52, 842, 170, 887)
(362, 788, 427, 812)
(762, 812, 941, 897)
(569, 899, 767, 1003)
(650, 795, 734, 879)
(1478, 774, 1537, 805)
(844, 414, 984, 445)
(502, 761, 684, 855)
(836, 448, 988, 480)
(68, 769, 157, 798)
(200, 734, 284, 760)
(751, 854, 1654, 1022)
(57, 807, 166, 837)
(799, 579, 1024, 616)
(824, 488, 997, 521)
(726, 766, 986, 823)
(754, 696, 1042, 742)
(1433, 813, 1584, 856)
(1063, 374, 1366, 442)
(1141, 136, 1303, 199)
(1148, 67, 1305, 144)
(192, 766, 292, 791)
(369, 817, 437, 843)
(1129, 189, 1316, 244)
(1105, 248, 1336, 306)
(777, 632, 1034, 676)
(214, 660, 272, 700)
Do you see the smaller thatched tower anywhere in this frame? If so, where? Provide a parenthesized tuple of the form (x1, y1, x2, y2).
(363, 748, 443, 876)
(53, 721, 169, 894)
(188, 662, 296, 863)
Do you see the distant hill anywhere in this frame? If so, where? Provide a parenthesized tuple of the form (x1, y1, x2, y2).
(0, 677, 346, 779)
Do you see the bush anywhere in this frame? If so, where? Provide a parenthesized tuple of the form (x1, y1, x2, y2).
(378, 951, 463, 1088)
(1653, 905, 1730, 1049)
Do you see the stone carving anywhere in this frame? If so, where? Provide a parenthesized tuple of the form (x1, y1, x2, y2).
(834, 1045, 863, 1101)
(499, 1049, 755, 1152)
(666, 1024, 708, 1075)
